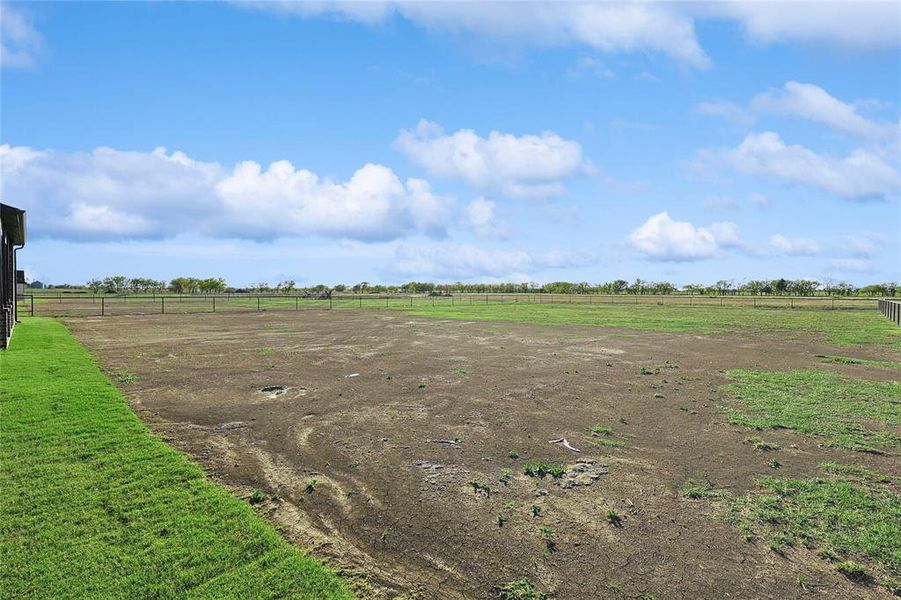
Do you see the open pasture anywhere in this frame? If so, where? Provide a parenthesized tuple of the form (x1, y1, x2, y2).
(62, 304, 900, 599)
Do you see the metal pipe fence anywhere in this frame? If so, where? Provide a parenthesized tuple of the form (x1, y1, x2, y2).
(878, 299, 901, 326)
(15, 292, 881, 319)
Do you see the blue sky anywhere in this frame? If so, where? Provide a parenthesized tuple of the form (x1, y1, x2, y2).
(1, 1, 899, 288)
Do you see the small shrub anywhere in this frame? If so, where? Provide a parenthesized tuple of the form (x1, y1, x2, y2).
(680, 479, 724, 500)
(248, 489, 266, 505)
(530, 504, 542, 517)
(305, 479, 318, 494)
(470, 480, 491, 497)
(499, 469, 512, 485)
(508, 448, 520, 460)
(587, 423, 612, 436)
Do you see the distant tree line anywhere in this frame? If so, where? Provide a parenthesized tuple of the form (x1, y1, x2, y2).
(70, 276, 900, 297)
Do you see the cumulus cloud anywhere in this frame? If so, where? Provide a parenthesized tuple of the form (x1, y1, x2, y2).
(841, 231, 887, 258)
(721, 132, 900, 201)
(751, 81, 896, 139)
(463, 197, 507, 238)
(0, 2, 44, 68)
(706, 1, 900, 50)
(247, 1, 712, 67)
(628, 212, 740, 261)
(395, 119, 588, 199)
(390, 243, 584, 281)
(770, 234, 821, 256)
(0, 144, 452, 242)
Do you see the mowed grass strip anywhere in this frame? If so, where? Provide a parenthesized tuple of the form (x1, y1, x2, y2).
(722, 370, 901, 454)
(729, 464, 901, 589)
(0, 318, 352, 599)
(400, 303, 901, 348)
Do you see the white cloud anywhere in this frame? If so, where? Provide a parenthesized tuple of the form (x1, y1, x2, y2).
(0, 144, 452, 242)
(751, 81, 895, 139)
(841, 231, 887, 258)
(0, 2, 43, 68)
(770, 234, 821, 256)
(395, 119, 588, 199)
(722, 132, 900, 201)
(628, 212, 739, 261)
(827, 258, 875, 273)
(570, 56, 615, 79)
(707, 1, 900, 50)
(390, 243, 583, 281)
(248, 1, 712, 67)
(747, 192, 770, 209)
(463, 197, 507, 238)
(694, 100, 753, 126)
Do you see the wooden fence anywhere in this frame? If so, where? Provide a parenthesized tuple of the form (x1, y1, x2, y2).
(878, 299, 901, 326)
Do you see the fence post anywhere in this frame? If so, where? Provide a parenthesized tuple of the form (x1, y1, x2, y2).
(162, 297, 165, 314)
(30, 295, 34, 316)
(213, 297, 216, 313)
(410, 296, 413, 307)
(101, 297, 105, 317)
(386, 296, 389, 309)
(329, 295, 333, 310)
(295, 297, 298, 311)
(359, 296, 362, 309)
(257, 296, 261, 311)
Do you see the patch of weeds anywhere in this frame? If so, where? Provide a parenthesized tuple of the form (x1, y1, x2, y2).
(495, 578, 548, 600)
(538, 526, 557, 553)
(680, 479, 726, 500)
(745, 436, 780, 451)
(380, 526, 390, 543)
(522, 461, 565, 479)
(679, 405, 697, 415)
(593, 438, 626, 448)
(111, 367, 138, 385)
(305, 479, 318, 494)
(470, 480, 491, 497)
(496, 512, 508, 527)
(816, 354, 901, 371)
(348, 459, 360, 468)
(606, 509, 623, 527)
(259, 347, 273, 356)
(530, 504, 542, 517)
(417, 379, 428, 389)
(836, 561, 872, 583)
(587, 423, 612, 437)
(508, 448, 520, 460)
(249, 489, 266, 505)
(819, 461, 896, 484)
(451, 367, 468, 375)
(499, 469, 512, 485)
(728, 467, 900, 588)
(639, 366, 659, 376)
(768, 459, 782, 469)
(723, 370, 901, 453)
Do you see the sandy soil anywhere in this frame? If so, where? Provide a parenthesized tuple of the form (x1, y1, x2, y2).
(66, 310, 899, 599)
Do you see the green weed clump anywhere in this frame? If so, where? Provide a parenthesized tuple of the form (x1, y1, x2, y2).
(522, 461, 565, 479)
(496, 578, 548, 600)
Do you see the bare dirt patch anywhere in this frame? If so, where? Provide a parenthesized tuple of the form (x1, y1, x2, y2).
(66, 311, 899, 599)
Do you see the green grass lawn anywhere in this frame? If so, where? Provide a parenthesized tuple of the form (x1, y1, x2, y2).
(722, 370, 901, 454)
(0, 318, 352, 599)
(729, 464, 901, 591)
(399, 303, 901, 348)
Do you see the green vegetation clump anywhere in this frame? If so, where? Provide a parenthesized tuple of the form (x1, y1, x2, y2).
(680, 480, 726, 500)
(729, 467, 900, 587)
(816, 354, 901, 370)
(723, 370, 901, 453)
(522, 461, 565, 479)
(496, 578, 548, 600)
(0, 319, 350, 599)
(587, 423, 612, 436)
(745, 436, 780, 451)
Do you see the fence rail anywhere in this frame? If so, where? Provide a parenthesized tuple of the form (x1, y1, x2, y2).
(878, 299, 901, 326)
(14, 292, 882, 319)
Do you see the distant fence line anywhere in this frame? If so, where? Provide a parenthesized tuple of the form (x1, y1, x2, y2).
(15, 292, 881, 319)
(878, 299, 901, 326)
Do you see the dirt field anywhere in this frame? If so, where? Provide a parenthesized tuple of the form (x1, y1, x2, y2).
(66, 310, 899, 599)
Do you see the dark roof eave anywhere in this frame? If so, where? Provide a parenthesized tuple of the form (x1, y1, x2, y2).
(0, 203, 26, 245)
